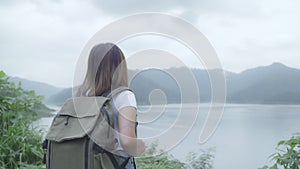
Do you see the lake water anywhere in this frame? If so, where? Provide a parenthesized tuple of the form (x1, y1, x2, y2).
(35, 104, 300, 169)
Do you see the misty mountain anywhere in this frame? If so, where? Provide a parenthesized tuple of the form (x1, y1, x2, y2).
(227, 62, 300, 104)
(8, 76, 63, 100)
(12, 62, 300, 105)
(45, 87, 73, 106)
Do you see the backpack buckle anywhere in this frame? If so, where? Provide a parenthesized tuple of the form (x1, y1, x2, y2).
(92, 142, 105, 154)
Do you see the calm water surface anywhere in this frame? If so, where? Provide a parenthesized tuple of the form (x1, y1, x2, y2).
(35, 104, 300, 169)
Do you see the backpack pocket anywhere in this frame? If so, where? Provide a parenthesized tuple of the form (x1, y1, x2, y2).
(45, 97, 109, 142)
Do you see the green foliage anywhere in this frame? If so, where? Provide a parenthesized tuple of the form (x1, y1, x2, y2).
(259, 134, 300, 169)
(186, 147, 215, 169)
(0, 70, 47, 169)
(135, 142, 215, 169)
(0, 115, 45, 169)
(136, 142, 186, 169)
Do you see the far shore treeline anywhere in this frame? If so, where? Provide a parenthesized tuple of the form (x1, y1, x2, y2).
(9, 62, 300, 106)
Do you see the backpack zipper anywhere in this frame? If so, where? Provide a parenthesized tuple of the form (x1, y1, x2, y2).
(84, 137, 90, 169)
(47, 141, 51, 169)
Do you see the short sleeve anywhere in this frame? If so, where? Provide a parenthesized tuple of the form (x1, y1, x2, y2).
(112, 90, 137, 111)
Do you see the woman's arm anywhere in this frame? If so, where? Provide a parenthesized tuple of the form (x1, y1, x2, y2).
(118, 106, 145, 156)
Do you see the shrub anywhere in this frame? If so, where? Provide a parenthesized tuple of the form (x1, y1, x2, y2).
(0, 70, 47, 169)
(260, 134, 300, 169)
(186, 147, 215, 169)
(135, 142, 187, 169)
(135, 141, 215, 169)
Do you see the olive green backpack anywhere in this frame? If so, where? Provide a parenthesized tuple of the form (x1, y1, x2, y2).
(43, 87, 137, 169)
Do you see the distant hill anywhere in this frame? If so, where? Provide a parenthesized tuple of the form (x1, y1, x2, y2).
(8, 76, 63, 100)
(227, 62, 300, 104)
(11, 62, 300, 105)
(44, 87, 72, 106)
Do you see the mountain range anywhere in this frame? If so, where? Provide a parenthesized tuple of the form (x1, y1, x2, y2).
(9, 62, 300, 105)
(8, 76, 63, 99)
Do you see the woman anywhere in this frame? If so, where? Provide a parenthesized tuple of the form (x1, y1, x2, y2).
(77, 42, 145, 168)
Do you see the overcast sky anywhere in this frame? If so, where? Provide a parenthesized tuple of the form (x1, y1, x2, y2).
(0, 0, 299, 87)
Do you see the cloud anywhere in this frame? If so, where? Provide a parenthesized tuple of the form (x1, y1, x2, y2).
(0, 0, 299, 87)
(191, 0, 300, 72)
(91, 0, 261, 16)
(0, 0, 113, 87)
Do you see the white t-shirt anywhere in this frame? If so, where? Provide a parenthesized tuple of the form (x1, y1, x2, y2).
(112, 90, 137, 111)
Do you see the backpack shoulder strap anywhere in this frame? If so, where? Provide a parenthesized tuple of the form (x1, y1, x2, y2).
(106, 86, 132, 98)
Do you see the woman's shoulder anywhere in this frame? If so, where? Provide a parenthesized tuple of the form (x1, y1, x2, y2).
(113, 90, 136, 102)
(112, 90, 137, 110)
(115, 90, 135, 97)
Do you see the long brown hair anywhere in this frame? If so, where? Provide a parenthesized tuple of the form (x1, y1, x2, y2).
(77, 43, 128, 96)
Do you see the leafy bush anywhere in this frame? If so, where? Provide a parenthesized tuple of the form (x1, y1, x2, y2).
(135, 142, 215, 169)
(135, 142, 186, 169)
(0, 115, 44, 169)
(260, 134, 300, 169)
(0, 70, 49, 169)
(186, 147, 215, 169)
